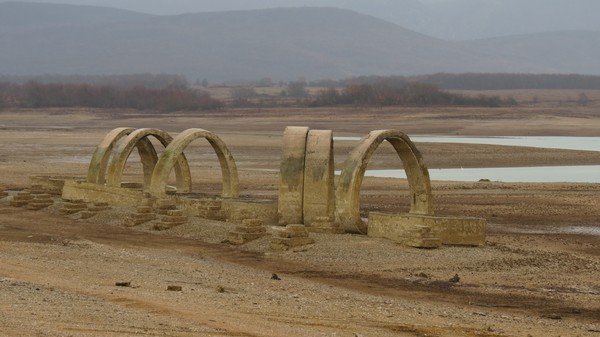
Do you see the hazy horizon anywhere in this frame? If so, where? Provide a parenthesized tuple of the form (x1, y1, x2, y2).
(2, 0, 600, 80)
(2, 0, 447, 15)
(3, 0, 599, 41)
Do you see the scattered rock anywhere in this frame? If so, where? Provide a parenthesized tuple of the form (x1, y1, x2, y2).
(115, 281, 131, 287)
(216, 285, 225, 293)
(415, 272, 430, 279)
(271, 273, 281, 281)
(542, 314, 562, 320)
(167, 285, 182, 292)
(449, 274, 460, 283)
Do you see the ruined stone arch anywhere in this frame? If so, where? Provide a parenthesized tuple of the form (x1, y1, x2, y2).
(105, 128, 192, 192)
(335, 129, 433, 234)
(148, 128, 239, 198)
(87, 127, 136, 185)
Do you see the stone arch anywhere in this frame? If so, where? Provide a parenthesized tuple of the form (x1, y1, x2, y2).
(335, 130, 433, 234)
(149, 128, 239, 198)
(87, 127, 135, 185)
(105, 128, 192, 192)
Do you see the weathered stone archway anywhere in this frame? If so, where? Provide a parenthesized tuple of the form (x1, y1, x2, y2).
(148, 128, 239, 198)
(105, 128, 192, 192)
(335, 130, 433, 234)
(87, 127, 135, 185)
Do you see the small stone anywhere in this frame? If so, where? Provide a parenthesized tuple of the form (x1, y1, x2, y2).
(167, 285, 182, 292)
(115, 281, 131, 287)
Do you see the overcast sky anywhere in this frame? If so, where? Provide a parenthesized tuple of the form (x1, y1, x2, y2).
(3, 0, 446, 15)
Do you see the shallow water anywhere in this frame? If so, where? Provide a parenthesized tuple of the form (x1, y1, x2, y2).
(489, 224, 600, 237)
(366, 165, 600, 183)
(335, 136, 600, 152)
(412, 136, 600, 152)
(335, 136, 600, 182)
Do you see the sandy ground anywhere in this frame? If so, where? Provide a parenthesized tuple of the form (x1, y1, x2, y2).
(0, 106, 599, 336)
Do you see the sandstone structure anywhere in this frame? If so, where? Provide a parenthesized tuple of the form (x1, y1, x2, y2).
(336, 130, 433, 234)
(148, 128, 238, 198)
(54, 126, 485, 249)
(228, 219, 268, 245)
(277, 126, 309, 225)
(271, 224, 315, 251)
(10, 191, 33, 207)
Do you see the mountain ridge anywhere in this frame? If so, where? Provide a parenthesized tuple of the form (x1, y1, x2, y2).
(1, 3, 599, 81)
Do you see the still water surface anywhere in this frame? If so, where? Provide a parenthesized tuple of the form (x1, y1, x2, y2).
(336, 136, 600, 182)
(366, 166, 600, 183)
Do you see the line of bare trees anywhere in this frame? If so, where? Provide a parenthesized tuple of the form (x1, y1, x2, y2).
(311, 82, 517, 107)
(0, 81, 223, 111)
(311, 73, 600, 90)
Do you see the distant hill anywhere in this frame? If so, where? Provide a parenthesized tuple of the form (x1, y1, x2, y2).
(0, 3, 598, 81)
(43, 0, 600, 41)
(0, 2, 151, 31)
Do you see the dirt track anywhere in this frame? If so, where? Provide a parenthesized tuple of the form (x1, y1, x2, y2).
(0, 107, 599, 336)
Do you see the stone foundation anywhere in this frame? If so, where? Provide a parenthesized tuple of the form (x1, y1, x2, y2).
(127, 206, 157, 226)
(27, 193, 54, 210)
(222, 199, 277, 226)
(367, 212, 485, 247)
(228, 219, 268, 245)
(306, 216, 345, 234)
(60, 199, 88, 215)
(10, 191, 34, 207)
(271, 224, 315, 251)
(29, 176, 75, 195)
(62, 180, 145, 207)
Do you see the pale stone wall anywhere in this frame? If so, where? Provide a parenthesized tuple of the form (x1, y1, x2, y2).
(368, 212, 486, 247)
(62, 180, 145, 207)
(222, 199, 278, 226)
(29, 176, 76, 195)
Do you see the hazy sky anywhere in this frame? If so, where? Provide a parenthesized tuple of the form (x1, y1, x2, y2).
(3, 0, 447, 15)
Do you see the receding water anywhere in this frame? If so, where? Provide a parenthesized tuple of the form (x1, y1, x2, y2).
(335, 136, 600, 182)
(412, 136, 600, 152)
(366, 165, 600, 183)
(335, 136, 600, 152)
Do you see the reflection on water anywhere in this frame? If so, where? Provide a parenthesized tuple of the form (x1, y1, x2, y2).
(366, 165, 600, 183)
